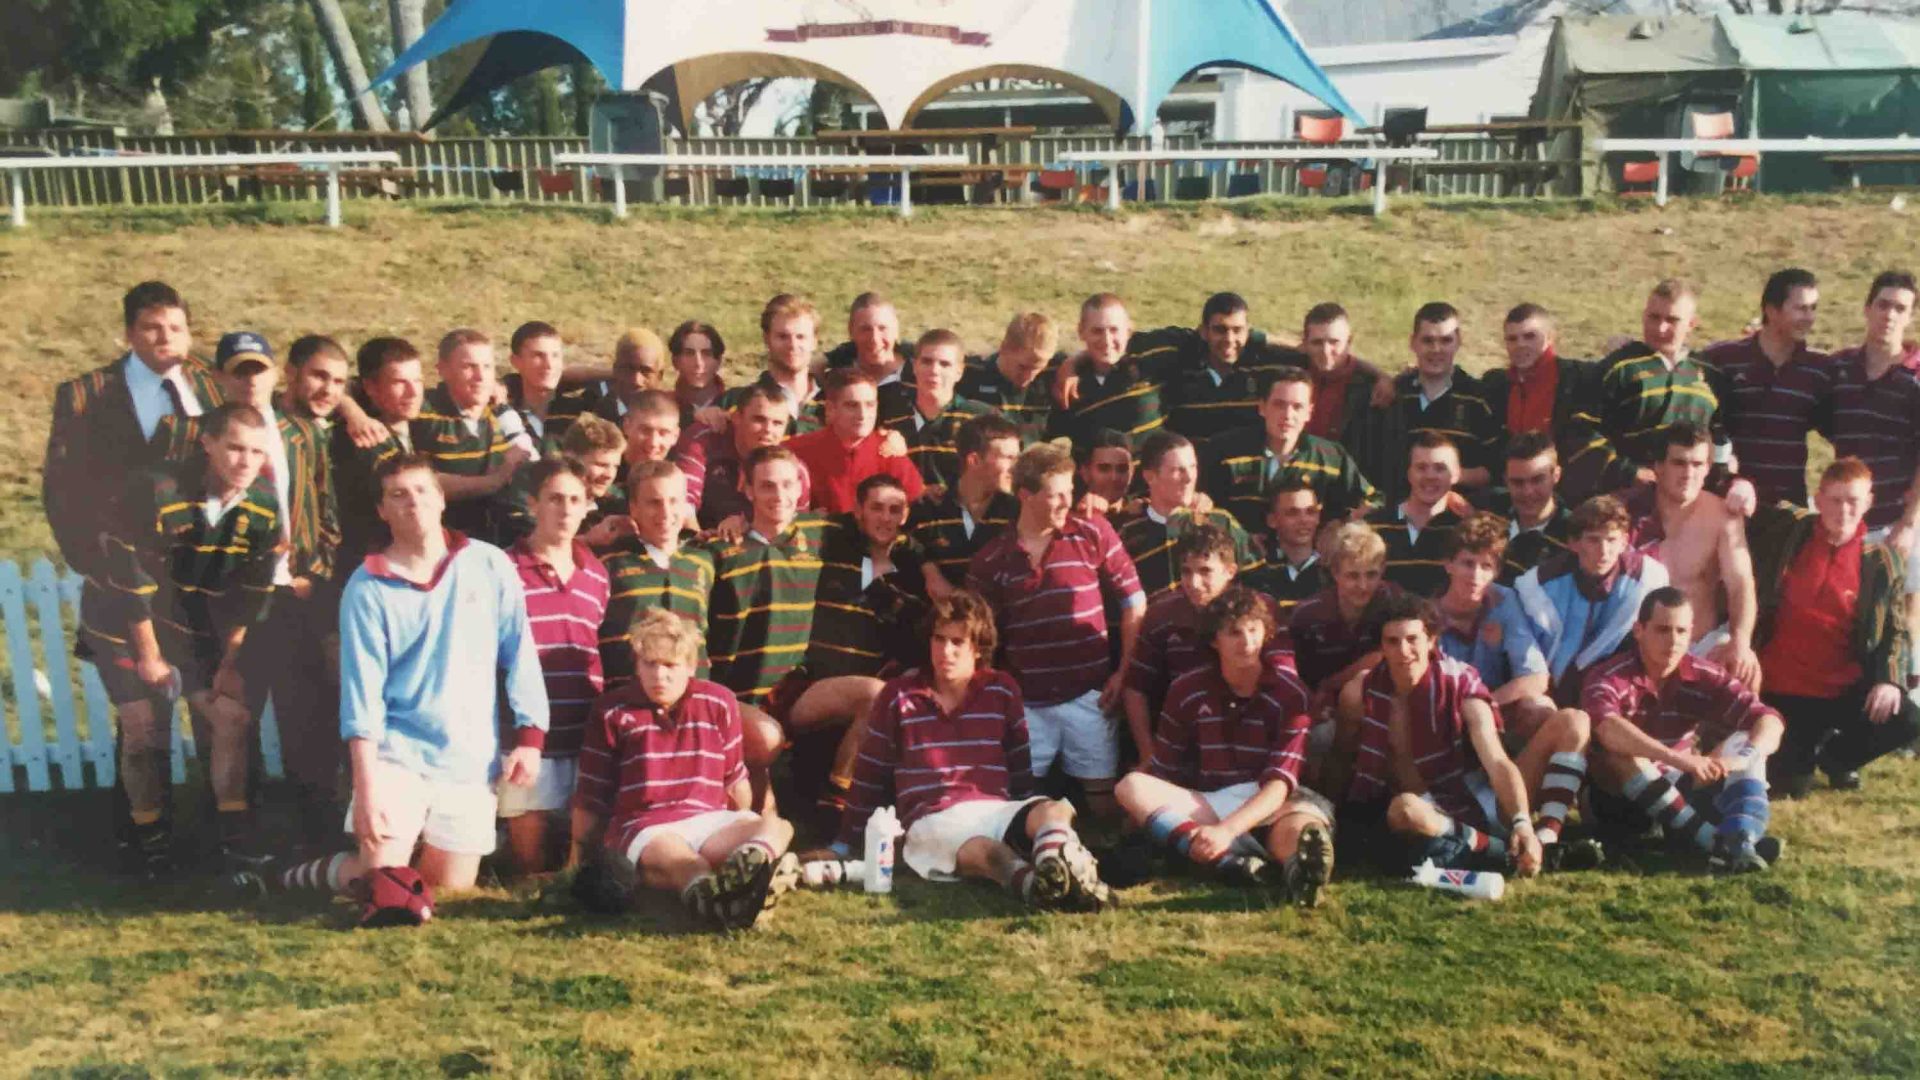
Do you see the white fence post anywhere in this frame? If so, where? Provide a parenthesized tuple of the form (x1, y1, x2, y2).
(8, 169, 24, 229)
(0, 561, 51, 791)
(27, 559, 84, 789)
(60, 573, 115, 787)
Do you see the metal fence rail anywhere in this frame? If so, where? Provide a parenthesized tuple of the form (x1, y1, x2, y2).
(0, 557, 282, 794)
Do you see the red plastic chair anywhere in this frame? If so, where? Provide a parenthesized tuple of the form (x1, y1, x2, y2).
(1728, 155, 1759, 191)
(535, 170, 576, 196)
(1296, 115, 1347, 144)
(1297, 166, 1329, 193)
(1620, 160, 1662, 197)
(1036, 169, 1078, 201)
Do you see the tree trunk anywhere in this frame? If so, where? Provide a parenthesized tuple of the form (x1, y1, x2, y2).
(295, 7, 336, 130)
(308, 0, 390, 131)
(388, 0, 433, 131)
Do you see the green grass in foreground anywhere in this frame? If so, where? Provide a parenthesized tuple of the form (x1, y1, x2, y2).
(2, 762, 1918, 1078)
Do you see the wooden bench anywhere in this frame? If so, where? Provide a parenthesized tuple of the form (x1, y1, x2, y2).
(1825, 153, 1920, 189)
(175, 164, 425, 198)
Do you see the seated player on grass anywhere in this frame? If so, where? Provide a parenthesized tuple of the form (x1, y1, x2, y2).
(1583, 588, 1786, 875)
(1749, 458, 1920, 797)
(1115, 587, 1335, 905)
(834, 590, 1115, 911)
(1289, 522, 1400, 796)
(777, 473, 931, 829)
(1123, 524, 1281, 765)
(499, 459, 611, 878)
(1434, 512, 1600, 864)
(570, 609, 801, 930)
(100, 402, 281, 875)
(1348, 594, 1545, 879)
(248, 454, 548, 912)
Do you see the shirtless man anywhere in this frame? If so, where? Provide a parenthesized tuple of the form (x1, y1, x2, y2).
(1625, 423, 1762, 689)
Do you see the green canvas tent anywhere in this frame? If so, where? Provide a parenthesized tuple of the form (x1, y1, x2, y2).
(1535, 12, 1920, 194)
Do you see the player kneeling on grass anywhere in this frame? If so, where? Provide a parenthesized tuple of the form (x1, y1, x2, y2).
(569, 609, 800, 930)
(1582, 587, 1785, 875)
(1347, 594, 1546, 879)
(833, 590, 1115, 911)
(242, 454, 550, 920)
(1114, 587, 1335, 905)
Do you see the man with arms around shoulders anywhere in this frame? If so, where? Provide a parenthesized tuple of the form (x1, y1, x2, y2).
(785, 368, 925, 514)
(1364, 432, 1467, 597)
(969, 444, 1147, 819)
(1515, 494, 1669, 703)
(958, 312, 1064, 445)
(1702, 268, 1830, 508)
(1201, 366, 1374, 538)
(1479, 303, 1598, 464)
(885, 328, 994, 491)
(1114, 429, 1259, 601)
(911, 413, 1023, 590)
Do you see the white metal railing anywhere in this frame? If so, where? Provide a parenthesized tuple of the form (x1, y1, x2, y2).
(552, 151, 972, 218)
(0, 558, 284, 794)
(1058, 146, 1441, 215)
(1597, 136, 1920, 205)
(2, 151, 403, 228)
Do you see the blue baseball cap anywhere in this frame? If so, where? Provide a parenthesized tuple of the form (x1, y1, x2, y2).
(215, 331, 274, 371)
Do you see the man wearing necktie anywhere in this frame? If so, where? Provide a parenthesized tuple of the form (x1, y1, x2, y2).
(44, 281, 225, 877)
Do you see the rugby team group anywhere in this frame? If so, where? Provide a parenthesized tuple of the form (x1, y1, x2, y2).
(41, 269, 1920, 928)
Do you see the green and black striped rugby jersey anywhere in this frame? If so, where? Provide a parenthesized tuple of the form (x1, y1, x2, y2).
(1112, 505, 1263, 600)
(717, 371, 826, 436)
(1200, 427, 1376, 536)
(885, 397, 996, 489)
(411, 384, 513, 541)
(93, 459, 281, 658)
(1364, 504, 1464, 598)
(957, 352, 1065, 446)
(704, 512, 832, 706)
(1239, 549, 1331, 627)
(909, 489, 1019, 586)
(1562, 342, 1726, 498)
(1047, 353, 1176, 449)
(1130, 326, 1300, 446)
(805, 517, 931, 681)
(597, 532, 716, 686)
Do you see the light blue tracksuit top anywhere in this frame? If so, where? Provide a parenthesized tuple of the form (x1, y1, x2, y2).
(338, 533, 549, 784)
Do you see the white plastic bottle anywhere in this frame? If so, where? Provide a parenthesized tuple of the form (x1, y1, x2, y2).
(1410, 858, 1506, 901)
(864, 807, 903, 894)
(801, 860, 866, 889)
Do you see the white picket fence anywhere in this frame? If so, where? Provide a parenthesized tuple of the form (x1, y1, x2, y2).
(0, 557, 283, 794)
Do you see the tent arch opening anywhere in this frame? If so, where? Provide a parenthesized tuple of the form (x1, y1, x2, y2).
(657, 52, 885, 133)
(902, 64, 1126, 130)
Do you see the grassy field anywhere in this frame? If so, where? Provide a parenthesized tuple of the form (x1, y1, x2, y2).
(2, 195, 1919, 1077)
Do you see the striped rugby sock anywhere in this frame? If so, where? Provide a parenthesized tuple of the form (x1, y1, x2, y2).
(1144, 808, 1211, 864)
(1007, 859, 1036, 899)
(1535, 751, 1588, 846)
(280, 852, 348, 895)
(731, 838, 777, 864)
(1446, 816, 1506, 861)
(1622, 765, 1715, 852)
(1714, 756, 1771, 845)
(1032, 825, 1073, 864)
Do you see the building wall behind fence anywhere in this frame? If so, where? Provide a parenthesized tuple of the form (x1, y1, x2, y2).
(0, 558, 282, 795)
